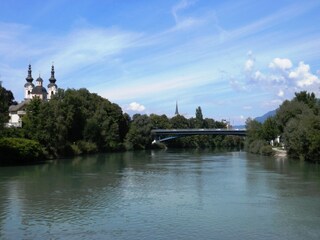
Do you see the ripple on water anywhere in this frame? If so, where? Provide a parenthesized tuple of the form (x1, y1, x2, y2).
(1, 151, 320, 240)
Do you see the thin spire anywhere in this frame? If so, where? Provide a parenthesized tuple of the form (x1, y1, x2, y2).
(175, 101, 179, 115)
(49, 64, 56, 83)
(26, 64, 33, 82)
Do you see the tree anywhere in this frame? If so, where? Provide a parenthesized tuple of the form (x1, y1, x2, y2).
(261, 117, 279, 141)
(150, 114, 171, 129)
(0, 85, 16, 135)
(195, 106, 204, 128)
(244, 118, 272, 154)
(294, 91, 317, 112)
(245, 118, 263, 143)
(125, 114, 153, 150)
(170, 114, 189, 129)
(276, 100, 312, 133)
(283, 109, 320, 161)
(22, 88, 128, 157)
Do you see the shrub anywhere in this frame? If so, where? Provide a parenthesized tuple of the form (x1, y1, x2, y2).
(247, 139, 273, 156)
(0, 137, 44, 164)
(260, 145, 274, 156)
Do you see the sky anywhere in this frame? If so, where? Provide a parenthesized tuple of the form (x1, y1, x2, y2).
(1, 0, 320, 125)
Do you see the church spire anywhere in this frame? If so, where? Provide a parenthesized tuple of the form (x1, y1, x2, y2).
(175, 101, 179, 115)
(26, 64, 33, 83)
(49, 64, 56, 83)
(47, 63, 58, 100)
(24, 64, 35, 100)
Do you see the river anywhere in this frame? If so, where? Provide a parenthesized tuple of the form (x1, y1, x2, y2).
(0, 150, 320, 239)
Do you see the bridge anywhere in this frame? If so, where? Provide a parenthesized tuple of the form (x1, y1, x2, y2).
(151, 128, 247, 143)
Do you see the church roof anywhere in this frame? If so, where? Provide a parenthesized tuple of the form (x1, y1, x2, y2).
(9, 100, 30, 112)
(31, 86, 48, 95)
(24, 82, 34, 88)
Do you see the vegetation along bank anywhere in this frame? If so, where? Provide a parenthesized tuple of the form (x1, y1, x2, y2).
(1, 84, 319, 164)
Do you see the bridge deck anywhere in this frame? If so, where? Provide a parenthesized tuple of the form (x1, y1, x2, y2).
(151, 128, 246, 136)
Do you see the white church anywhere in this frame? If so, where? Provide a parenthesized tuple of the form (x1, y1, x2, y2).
(7, 64, 58, 127)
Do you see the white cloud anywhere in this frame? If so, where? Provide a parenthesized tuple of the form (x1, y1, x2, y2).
(244, 59, 254, 72)
(244, 51, 255, 72)
(269, 58, 292, 71)
(278, 89, 285, 97)
(289, 61, 320, 87)
(126, 102, 146, 112)
(230, 52, 320, 102)
(252, 70, 265, 82)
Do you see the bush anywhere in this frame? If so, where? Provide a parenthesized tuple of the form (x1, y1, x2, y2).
(247, 139, 273, 156)
(260, 145, 274, 156)
(0, 137, 44, 164)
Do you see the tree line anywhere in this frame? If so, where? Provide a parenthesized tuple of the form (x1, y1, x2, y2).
(0, 86, 243, 163)
(245, 91, 320, 162)
(1, 85, 319, 163)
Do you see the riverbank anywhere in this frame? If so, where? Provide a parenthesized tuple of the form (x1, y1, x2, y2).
(272, 147, 287, 158)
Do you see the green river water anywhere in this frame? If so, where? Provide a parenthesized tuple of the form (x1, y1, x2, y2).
(0, 150, 320, 239)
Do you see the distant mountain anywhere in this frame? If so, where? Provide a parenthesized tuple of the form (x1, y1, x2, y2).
(255, 109, 277, 123)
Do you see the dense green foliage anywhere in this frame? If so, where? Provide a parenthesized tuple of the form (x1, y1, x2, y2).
(21, 88, 128, 157)
(0, 85, 16, 135)
(0, 137, 44, 164)
(123, 108, 243, 150)
(245, 119, 275, 156)
(2, 82, 318, 163)
(1, 87, 243, 162)
(277, 92, 320, 162)
(246, 91, 320, 162)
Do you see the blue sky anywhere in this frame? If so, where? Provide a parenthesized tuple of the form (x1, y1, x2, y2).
(1, 0, 320, 125)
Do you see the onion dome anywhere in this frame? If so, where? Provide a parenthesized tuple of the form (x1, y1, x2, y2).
(47, 64, 57, 88)
(24, 64, 34, 87)
(31, 75, 47, 95)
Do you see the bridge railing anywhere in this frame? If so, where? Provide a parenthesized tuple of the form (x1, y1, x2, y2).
(151, 128, 246, 135)
(151, 128, 246, 143)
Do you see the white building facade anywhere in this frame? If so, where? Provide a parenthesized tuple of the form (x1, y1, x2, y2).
(7, 64, 58, 127)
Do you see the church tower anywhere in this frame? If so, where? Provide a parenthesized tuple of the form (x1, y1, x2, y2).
(24, 64, 34, 100)
(47, 64, 57, 100)
(175, 101, 179, 116)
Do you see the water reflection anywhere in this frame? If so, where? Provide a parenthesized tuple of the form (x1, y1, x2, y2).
(0, 150, 320, 239)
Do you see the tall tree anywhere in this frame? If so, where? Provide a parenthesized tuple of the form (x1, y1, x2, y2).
(0, 85, 16, 135)
(195, 106, 204, 128)
(125, 114, 153, 150)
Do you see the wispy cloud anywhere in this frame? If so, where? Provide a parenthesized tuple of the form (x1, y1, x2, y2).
(1, 0, 320, 124)
(97, 73, 212, 102)
(34, 27, 143, 79)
